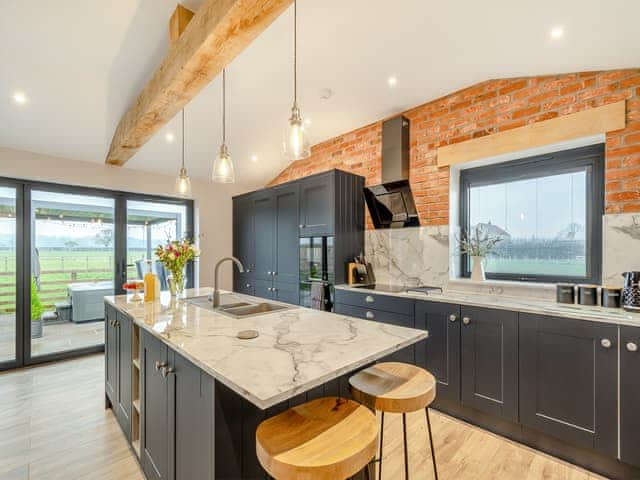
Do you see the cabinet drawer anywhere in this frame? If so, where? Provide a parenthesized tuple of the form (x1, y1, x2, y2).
(334, 289, 414, 316)
(335, 303, 414, 363)
(334, 303, 413, 328)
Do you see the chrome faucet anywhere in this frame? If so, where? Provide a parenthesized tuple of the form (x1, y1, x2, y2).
(213, 256, 244, 308)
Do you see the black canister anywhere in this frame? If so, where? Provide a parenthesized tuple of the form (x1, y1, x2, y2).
(556, 284, 575, 304)
(577, 285, 598, 306)
(601, 287, 622, 308)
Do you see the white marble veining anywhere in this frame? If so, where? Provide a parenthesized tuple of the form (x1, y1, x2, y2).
(336, 284, 640, 327)
(365, 213, 640, 301)
(603, 213, 640, 287)
(105, 288, 427, 410)
(365, 226, 450, 287)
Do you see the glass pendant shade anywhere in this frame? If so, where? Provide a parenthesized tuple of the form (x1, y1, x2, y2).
(174, 109, 192, 197)
(283, 104, 310, 161)
(212, 143, 234, 183)
(175, 166, 192, 196)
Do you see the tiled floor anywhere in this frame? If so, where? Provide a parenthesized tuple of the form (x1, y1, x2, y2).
(0, 315, 104, 361)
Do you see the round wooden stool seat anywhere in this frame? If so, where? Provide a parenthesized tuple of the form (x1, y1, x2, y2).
(349, 362, 437, 413)
(256, 396, 378, 480)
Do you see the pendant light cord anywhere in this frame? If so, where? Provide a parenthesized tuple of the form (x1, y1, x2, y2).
(181, 109, 185, 169)
(222, 69, 226, 144)
(293, 0, 297, 105)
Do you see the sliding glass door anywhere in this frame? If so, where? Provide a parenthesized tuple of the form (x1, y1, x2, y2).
(0, 178, 193, 371)
(29, 190, 115, 358)
(0, 185, 19, 368)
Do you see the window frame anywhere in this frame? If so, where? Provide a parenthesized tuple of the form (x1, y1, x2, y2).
(459, 143, 604, 283)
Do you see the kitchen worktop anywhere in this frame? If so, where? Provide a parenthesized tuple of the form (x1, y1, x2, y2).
(105, 288, 427, 410)
(336, 284, 640, 327)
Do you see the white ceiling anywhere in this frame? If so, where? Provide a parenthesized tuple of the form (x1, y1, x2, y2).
(1, 0, 639, 188)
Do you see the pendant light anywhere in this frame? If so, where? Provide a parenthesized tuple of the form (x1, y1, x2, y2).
(212, 69, 235, 183)
(283, 0, 310, 161)
(174, 109, 192, 197)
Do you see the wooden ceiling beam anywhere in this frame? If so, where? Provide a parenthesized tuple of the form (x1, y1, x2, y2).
(106, 0, 293, 166)
(169, 4, 195, 44)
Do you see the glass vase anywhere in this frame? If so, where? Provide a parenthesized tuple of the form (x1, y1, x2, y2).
(168, 269, 186, 297)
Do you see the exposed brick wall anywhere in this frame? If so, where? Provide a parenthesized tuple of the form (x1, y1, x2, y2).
(269, 69, 640, 228)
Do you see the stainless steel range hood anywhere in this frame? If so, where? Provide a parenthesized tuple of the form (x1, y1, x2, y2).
(364, 115, 420, 228)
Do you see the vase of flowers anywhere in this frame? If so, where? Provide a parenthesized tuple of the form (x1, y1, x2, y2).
(458, 225, 504, 282)
(155, 239, 199, 296)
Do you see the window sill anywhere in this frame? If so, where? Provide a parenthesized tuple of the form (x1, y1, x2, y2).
(448, 278, 556, 290)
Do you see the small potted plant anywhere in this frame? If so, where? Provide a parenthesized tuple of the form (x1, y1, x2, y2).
(155, 238, 200, 296)
(31, 277, 44, 339)
(459, 225, 504, 281)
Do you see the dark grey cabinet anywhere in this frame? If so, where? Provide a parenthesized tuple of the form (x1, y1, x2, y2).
(105, 304, 118, 403)
(142, 331, 170, 480)
(232, 195, 255, 291)
(141, 330, 215, 480)
(619, 326, 640, 467)
(105, 305, 132, 441)
(116, 311, 132, 438)
(170, 350, 214, 480)
(252, 193, 275, 282)
(519, 313, 617, 457)
(333, 302, 415, 363)
(273, 184, 300, 285)
(414, 301, 461, 403)
(299, 173, 334, 236)
(461, 306, 517, 421)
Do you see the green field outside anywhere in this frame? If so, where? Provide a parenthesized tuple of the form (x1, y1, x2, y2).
(0, 249, 148, 312)
(484, 258, 585, 276)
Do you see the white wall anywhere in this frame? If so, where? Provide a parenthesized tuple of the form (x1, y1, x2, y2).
(0, 147, 257, 289)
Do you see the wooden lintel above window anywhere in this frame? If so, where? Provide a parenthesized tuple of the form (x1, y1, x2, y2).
(437, 101, 626, 167)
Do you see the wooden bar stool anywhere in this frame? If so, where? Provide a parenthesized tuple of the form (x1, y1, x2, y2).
(349, 362, 438, 480)
(256, 396, 379, 480)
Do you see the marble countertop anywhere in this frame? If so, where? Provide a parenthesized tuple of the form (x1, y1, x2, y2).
(105, 288, 427, 410)
(336, 284, 640, 327)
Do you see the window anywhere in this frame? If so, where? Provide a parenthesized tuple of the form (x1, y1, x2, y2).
(459, 144, 604, 283)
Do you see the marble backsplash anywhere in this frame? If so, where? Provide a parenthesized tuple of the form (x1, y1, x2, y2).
(364, 213, 640, 300)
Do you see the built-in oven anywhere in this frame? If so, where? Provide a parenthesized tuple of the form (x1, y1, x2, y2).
(299, 236, 334, 311)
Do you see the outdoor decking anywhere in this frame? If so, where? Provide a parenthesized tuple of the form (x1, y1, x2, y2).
(0, 314, 104, 361)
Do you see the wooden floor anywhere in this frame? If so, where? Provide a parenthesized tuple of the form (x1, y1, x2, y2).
(0, 355, 606, 480)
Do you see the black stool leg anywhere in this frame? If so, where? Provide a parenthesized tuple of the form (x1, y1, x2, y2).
(425, 408, 438, 480)
(378, 411, 385, 480)
(402, 413, 409, 480)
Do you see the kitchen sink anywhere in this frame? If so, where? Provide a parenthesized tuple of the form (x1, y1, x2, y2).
(186, 295, 292, 318)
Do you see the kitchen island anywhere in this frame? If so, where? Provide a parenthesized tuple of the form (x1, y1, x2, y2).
(104, 288, 427, 480)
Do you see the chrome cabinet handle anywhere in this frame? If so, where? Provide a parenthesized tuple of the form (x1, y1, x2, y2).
(462, 317, 471, 325)
(365, 295, 375, 303)
(449, 314, 457, 322)
(299, 224, 304, 229)
(627, 342, 638, 352)
(365, 311, 375, 319)
(267, 287, 273, 292)
(267, 271, 272, 275)
(114, 320, 120, 327)
(273, 271, 277, 276)
(162, 366, 175, 378)
(245, 283, 251, 288)
(155, 361, 167, 371)
(601, 338, 612, 349)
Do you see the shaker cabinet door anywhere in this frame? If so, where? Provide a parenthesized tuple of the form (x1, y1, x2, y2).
(461, 306, 518, 421)
(252, 194, 275, 281)
(115, 311, 132, 440)
(232, 196, 255, 289)
(519, 314, 617, 457)
(171, 351, 214, 480)
(105, 304, 118, 404)
(621, 326, 640, 467)
(415, 301, 461, 403)
(299, 174, 334, 236)
(273, 184, 299, 286)
(141, 332, 170, 480)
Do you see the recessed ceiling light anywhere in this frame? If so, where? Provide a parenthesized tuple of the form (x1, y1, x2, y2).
(550, 26, 564, 39)
(165, 132, 175, 143)
(304, 118, 311, 125)
(12, 91, 27, 104)
(251, 154, 258, 163)
(387, 76, 398, 87)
